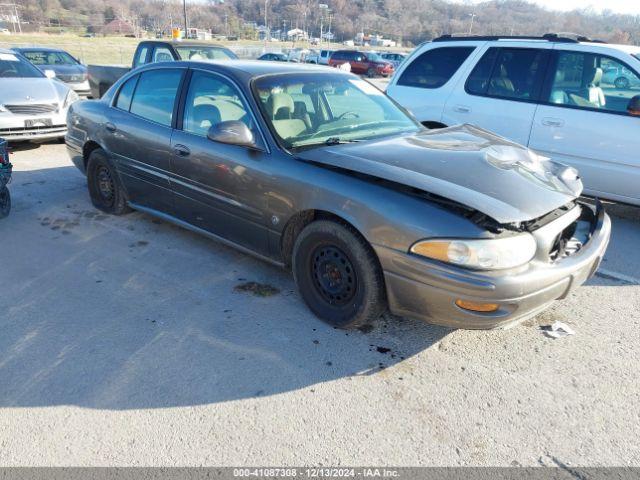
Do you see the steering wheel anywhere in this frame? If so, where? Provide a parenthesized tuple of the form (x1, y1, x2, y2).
(336, 111, 360, 120)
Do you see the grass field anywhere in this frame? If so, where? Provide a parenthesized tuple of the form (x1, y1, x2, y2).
(0, 33, 360, 65)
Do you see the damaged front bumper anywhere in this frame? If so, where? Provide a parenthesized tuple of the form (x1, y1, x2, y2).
(375, 202, 611, 329)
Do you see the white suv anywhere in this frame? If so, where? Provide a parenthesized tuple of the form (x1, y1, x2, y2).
(387, 34, 640, 206)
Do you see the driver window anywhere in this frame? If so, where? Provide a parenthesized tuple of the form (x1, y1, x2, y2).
(183, 71, 252, 137)
(549, 51, 640, 113)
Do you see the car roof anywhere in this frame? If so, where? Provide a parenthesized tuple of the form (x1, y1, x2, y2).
(12, 46, 68, 53)
(150, 40, 231, 49)
(174, 59, 343, 77)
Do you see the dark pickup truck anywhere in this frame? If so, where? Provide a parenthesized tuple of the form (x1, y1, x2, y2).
(87, 40, 237, 98)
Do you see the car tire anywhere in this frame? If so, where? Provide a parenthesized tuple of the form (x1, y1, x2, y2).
(0, 185, 10, 219)
(367, 67, 376, 78)
(615, 77, 630, 89)
(86, 148, 131, 215)
(292, 220, 386, 329)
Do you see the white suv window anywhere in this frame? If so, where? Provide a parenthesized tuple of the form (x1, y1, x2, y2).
(466, 47, 547, 101)
(397, 47, 474, 89)
(548, 51, 640, 114)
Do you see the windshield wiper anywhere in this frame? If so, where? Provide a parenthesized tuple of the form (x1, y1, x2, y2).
(324, 137, 361, 146)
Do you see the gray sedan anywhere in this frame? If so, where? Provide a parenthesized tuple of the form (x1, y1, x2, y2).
(65, 61, 611, 330)
(13, 47, 90, 97)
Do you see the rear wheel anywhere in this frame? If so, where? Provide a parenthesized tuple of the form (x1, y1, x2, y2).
(615, 76, 630, 89)
(0, 186, 10, 219)
(367, 67, 377, 78)
(292, 220, 386, 329)
(86, 148, 131, 215)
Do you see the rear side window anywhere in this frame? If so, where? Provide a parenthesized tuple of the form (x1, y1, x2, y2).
(153, 46, 174, 63)
(129, 69, 183, 126)
(133, 46, 149, 68)
(466, 47, 548, 101)
(115, 75, 138, 111)
(397, 47, 474, 89)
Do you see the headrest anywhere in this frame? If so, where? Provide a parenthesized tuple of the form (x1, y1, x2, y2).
(268, 92, 295, 119)
(192, 104, 221, 127)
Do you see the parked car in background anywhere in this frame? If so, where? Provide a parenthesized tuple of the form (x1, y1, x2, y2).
(0, 48, 78, 142)
(13, 47, 90, 97)
(87, 40, 238, 98)
(257, 52, 288, 62)
(286, 48, 311, 63)
(328, 50, 394, 77)
(602, 65, 640, 89)
(0, 28, 10, 35)
(381, 52, 407, 69)
(66, 60, 610, 330)
(306, 49, 334, 65)
(387, 34, 640, 206)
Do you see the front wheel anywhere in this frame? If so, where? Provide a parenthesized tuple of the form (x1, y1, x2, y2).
(0, 186, 10, 219)
(292, 220, 386, 329)
(86, 148, 131, 215)
(367, 67, 377, 78)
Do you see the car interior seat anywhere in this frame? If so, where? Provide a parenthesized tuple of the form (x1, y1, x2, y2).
(155, 52, 173, 62)
(267, 92, 308, 140)
(188, 104, 222, 136)
(570, 66, 606, 108)
(550, 70, 569, 104)
(489, 63, 516, 96)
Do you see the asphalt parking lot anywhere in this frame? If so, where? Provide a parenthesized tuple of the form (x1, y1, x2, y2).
(1, 141, 639, 466)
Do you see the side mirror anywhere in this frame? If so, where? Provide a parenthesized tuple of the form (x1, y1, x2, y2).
(627, 95, 640, 116)
(207, 120, 256, 148)
(44, 69, 56, 79)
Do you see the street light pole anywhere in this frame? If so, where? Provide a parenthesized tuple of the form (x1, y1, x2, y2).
(183, 0, 188, 38)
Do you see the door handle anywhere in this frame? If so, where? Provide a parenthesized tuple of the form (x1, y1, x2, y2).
(541, 117, 564, 127)
(173, 144, 191, 157)
(105, 122, 117, 133)
(454, 105, 471, 113)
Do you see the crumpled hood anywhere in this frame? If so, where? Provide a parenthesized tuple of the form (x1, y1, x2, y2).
(0, 77, 68, 105)
(296, 124, 583, 224)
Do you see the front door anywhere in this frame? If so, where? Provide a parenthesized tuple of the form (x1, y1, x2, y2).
(169, 69, 270, 255)
(529, 49, 640, 204)
(102, 68, 184, 214)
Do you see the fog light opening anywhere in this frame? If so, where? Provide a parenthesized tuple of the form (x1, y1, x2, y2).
(455, 299, 500, 313)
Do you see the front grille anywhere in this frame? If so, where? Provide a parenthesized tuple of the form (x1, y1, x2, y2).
(4, 103, 59, 115)
(0, 124, 66, 138)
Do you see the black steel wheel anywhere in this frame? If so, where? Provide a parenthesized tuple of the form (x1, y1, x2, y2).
(367, 67, 377, 78)
(0, 186, 10, 219)
(86, 148, 131, 215)
(293, 220, 386, 329)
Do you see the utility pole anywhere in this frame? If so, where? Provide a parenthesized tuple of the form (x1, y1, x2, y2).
(468, 13, 476, 35)
(183, 0, 188, 39)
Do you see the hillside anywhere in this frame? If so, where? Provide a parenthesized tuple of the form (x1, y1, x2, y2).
(5, 0, 639, 46)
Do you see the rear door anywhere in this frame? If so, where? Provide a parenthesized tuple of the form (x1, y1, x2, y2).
(102, 67, 185, 214)
(442, 43, 551, 145)
(529, 47, 640, 204)
(386, 44, 478, 124)
(169, 69, 270, 254)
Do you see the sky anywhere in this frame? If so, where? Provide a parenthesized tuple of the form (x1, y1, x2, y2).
(464, 0, 640, 15)
(530, 0, 640, 14)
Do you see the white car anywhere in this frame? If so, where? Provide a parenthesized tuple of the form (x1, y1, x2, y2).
(0, 48, 78, 142)
(387, 34, 640, 206)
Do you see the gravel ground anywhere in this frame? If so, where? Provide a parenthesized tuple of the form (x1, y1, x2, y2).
(0, 142, 639, 467)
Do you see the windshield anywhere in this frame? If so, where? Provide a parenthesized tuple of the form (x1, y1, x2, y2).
(21, 50, 77, 65)
(176, 46, 237, 61)
(253, 72, 420, 150)
(634, 54, 640, 62)
(367, 53, 384, 62)
(0, 52, 44, 78)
